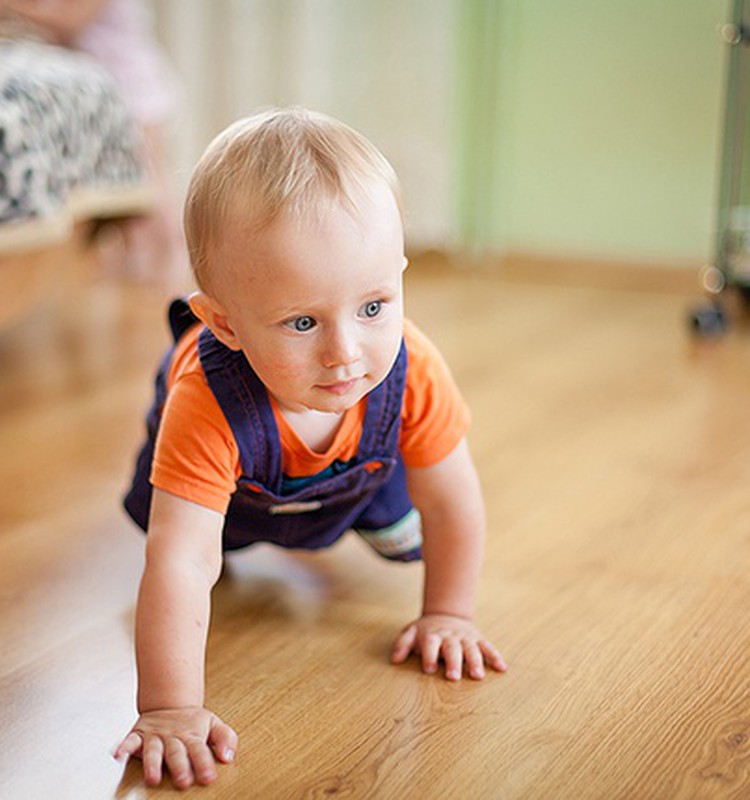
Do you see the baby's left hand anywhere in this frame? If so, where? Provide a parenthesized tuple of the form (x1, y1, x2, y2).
(390, 614, 508, 681)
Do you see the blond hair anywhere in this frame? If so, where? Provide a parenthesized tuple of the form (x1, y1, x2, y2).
(184, 107, 401, 290)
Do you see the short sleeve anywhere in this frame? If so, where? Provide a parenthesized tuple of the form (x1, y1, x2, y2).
(150, 371, 240, 514)
(399, 320, 471, 468)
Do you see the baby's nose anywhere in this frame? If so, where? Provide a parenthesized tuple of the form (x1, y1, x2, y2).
(322, 325, 360, 367)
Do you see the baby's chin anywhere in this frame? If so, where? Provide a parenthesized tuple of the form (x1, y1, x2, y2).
(306, 396, 364, 415)
(308, 383, 376, 415)
(276, 394, 361, 416)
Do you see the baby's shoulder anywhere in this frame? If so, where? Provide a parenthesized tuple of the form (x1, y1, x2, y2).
(402, 318, 448, 376)
(167, 324, 206, 386)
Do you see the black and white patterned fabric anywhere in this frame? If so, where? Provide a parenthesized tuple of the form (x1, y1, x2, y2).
(0, 38, 152, 254)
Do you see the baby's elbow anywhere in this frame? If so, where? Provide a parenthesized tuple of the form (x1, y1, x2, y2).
(144, 534, 223, 590)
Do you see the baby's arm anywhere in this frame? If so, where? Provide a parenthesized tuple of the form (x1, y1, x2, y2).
(114, 488, 238, 789)
(391, 438, 508, 680)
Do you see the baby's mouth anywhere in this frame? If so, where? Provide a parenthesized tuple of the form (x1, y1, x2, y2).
(317, 377, 362, 396)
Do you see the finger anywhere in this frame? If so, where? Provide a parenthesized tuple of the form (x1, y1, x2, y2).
(391, 624, 418, 664)
(479, 639, 509, 672)
(441, 638, 463, 681)
(113, 731, 143, 761)
(463, 642, 486, 680)
(420, 633, 441, 675)
(185, 737, 218, 785)
(164, 736, 194, 790)
(208, 719, 239, 763)
(141, 735, 165, 787)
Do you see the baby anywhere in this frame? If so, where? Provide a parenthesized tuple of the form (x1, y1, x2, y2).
(115, 108, 507, 789)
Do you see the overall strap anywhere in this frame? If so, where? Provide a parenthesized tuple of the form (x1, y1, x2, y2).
(357, 340, 408, 458)
(167, 297, 201, 343)
(197, 327, 283, 493)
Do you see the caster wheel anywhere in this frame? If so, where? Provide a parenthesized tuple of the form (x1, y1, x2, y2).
(689, 304, 728, 336)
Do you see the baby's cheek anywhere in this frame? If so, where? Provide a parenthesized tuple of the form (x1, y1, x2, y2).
(372, 331, 403, 375)
(255, 354, 308, 386)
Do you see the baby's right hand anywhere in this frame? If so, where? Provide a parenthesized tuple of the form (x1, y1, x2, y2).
(114, 706, 238, 789)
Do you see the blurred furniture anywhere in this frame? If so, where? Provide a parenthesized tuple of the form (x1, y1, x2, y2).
(714, 0, 750, 290)
(0, 37, 152, 330)
(691, 0, 750, 333)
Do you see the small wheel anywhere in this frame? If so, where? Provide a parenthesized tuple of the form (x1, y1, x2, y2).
(700, 265, 726, 294)
(689, 303, 728, 336)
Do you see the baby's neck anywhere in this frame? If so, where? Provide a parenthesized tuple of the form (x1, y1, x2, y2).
(278, 407, 347, 454)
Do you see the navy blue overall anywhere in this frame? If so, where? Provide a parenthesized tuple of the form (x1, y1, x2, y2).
(124, 300, 422, 561)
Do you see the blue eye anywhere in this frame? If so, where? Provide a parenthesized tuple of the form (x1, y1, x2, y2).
(362, 300, 382, 319)
(290, 316, 316, 332)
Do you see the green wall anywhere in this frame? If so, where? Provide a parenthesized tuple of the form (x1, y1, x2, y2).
(458, 0, 729, 265)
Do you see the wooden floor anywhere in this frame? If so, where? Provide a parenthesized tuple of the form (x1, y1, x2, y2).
(1, 261, 750, 799)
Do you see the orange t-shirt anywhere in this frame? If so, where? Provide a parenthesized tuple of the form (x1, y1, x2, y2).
(151, 318, 470, 513)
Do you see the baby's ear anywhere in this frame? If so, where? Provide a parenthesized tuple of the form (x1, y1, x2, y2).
(188, 292, 242, 351)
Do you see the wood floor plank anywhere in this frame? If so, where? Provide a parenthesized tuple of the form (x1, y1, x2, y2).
(1, 265, 749, 798)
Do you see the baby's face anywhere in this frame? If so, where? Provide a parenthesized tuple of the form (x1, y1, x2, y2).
(217, 181, 406, 415)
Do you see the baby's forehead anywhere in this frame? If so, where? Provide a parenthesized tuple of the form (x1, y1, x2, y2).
(223, 178, 398, 244)
(231, 170, 395, 221)
(211, 187, 401, 289)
